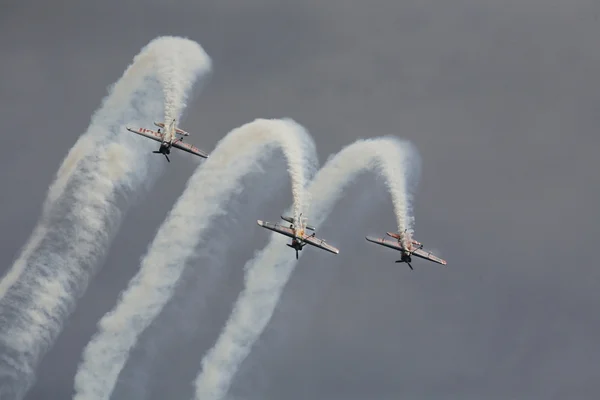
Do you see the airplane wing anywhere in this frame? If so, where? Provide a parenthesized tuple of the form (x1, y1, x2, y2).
(366, 236, 447, 265)
(365, 236, 403, 251)
(411, 248, 447, 265)
(257, 220, 296, 239)
(302, 235, 339, 254)
(171, 141, 209, 159)
(257, 220, 339, 255)
(127, 127, 163, 143)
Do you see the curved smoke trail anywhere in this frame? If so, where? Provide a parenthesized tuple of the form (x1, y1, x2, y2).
(72, 118, 317, 400)
(111, 162, 290, 400)
(193, 137, 419, 400)
(0, 39, 161, 301)
(0, 36, 211, 399)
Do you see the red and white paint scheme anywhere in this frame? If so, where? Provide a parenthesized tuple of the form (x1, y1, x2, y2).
(366, 231, 446, 270)
(126, 119, 209, 162)
(257, 214, 339, 259)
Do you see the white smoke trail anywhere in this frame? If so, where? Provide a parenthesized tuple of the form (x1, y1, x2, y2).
(0, 36, 210, 300)
(0, 36, 211, 400)
(157, 38, 209, 124)
(0, 41, 158, 302)
(193, 137, 419, 400)
(72, 118, 317, 400)
(111, 164, 289, 400)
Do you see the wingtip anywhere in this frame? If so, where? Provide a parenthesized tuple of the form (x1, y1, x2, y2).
(257, 220, 263, 226)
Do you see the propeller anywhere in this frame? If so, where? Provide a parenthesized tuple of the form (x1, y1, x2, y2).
(395, 259, 413, 270)
(152, 151, 170, 162)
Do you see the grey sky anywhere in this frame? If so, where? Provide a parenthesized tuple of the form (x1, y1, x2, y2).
(1, 1, 599, 399)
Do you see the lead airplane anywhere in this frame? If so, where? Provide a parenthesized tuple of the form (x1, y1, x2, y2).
(365, 231, 446, 270)
(257, 214, 339, 259)
(126, 119, 209, 162)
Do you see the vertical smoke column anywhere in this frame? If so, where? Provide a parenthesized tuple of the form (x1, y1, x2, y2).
(193, 137, 419, 400)
(0, 36, 211, 400)
(72, 118, 317, 400)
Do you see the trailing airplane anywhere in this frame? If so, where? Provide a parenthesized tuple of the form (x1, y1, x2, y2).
(365, 231, 446, 270)
(126, 119, 209, 162)
(257, 214, 339, 259)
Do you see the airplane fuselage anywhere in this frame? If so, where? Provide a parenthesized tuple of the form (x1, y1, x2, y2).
(288, 227, 307, 251)
(400, 251, 412, 263)
(157, 142, 171, 154)
(290, 238, 304, 251)
(156, 127, 178, 154)
(151, 129, 177, 162)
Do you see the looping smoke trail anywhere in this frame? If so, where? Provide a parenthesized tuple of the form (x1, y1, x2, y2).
(0, 42, 158, 302)
(193, 137, 420, 400)
(0, 36, 211, 400)
(72, 118, 317, 400)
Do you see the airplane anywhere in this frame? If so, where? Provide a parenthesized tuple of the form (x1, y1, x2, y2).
(257, 214, 339, 259)
(126, 119, 209, 162)
(365, 231, 446, 270)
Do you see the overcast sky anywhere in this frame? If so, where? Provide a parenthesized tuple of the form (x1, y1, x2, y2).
(1, 1, 600, 399)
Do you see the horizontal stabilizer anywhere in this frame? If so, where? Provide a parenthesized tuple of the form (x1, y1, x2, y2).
(281, 215, 315, 231)
(154, 121, 189, 136)
(281, 215, 293, 224)
(386, 232, 402, 240)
